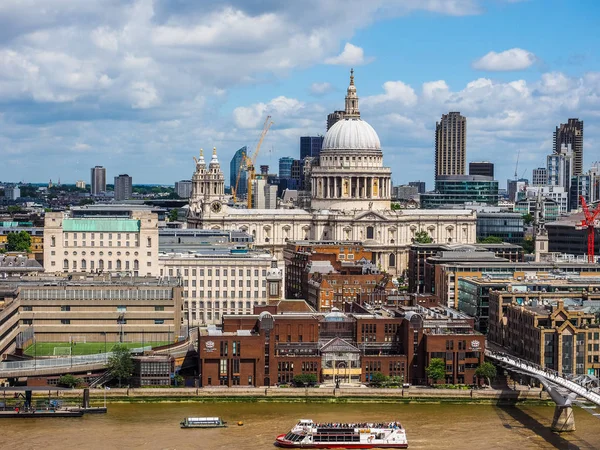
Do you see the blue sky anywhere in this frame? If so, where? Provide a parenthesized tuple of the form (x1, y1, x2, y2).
(1, 0, 599, 189)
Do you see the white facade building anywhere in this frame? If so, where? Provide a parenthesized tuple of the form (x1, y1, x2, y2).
(187, 71, 477, 274)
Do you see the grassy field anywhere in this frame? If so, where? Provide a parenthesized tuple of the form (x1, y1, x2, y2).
(24, 341, 169, 357)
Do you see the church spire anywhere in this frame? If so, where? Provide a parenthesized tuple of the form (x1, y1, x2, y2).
(344, 68, 360, 118)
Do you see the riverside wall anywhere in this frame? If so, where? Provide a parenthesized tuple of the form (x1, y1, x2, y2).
(41, 387, 552, 405)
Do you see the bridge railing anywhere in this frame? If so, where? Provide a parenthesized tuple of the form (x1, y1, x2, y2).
(486, 350, 600, 406)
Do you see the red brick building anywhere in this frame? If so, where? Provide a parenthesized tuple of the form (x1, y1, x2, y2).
(197, 300, 484, 387)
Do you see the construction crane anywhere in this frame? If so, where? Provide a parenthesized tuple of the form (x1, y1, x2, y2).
(514, 149, 520, 179)
(578, 195, 600, 263)
(246, 116, 274, 209)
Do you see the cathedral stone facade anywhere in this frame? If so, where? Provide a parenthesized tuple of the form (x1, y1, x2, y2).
(187, 71, 477, 274)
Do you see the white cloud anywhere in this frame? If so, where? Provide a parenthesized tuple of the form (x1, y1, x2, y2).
(130, 81, 160, 109)
(325, 43, 370, 66)
(472, 48, 537, 71)
(309, 82, 333, 96)
(233, 96, 304, 129)
(363, 81, 418, 107)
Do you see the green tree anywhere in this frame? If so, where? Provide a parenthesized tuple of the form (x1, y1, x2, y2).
(425, 358, 446, 385)
(168, 209, 179, 222)
(475, 362, 497, 387)
(57, 374, 82, 388)
(293, 373, 318, 386)
(370, 372, 388, 387)
(6, 231, 31, 253)
(107, 344, 134, 387)
(480, 235, 503, 244)
(7, 205, 23, 214)
(522, 213, 534, 226)
(391, 203, 401, 211)
(522, 237, 534, 254)
(413, 230, 433, 244)
(78, 198, 95, 206)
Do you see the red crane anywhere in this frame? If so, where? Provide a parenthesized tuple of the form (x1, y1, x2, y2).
(579, 195, 600, 263)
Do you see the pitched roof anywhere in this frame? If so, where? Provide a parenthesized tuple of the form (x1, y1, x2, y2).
(320, 337, 360, 353)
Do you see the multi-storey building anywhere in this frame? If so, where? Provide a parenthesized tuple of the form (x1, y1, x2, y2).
(420, 175, 498, 208)
(546, 212, 600, 258)
(469, 162, 494, 178)
(90, 166, 106, 196)
(43, 207, 160, 276)
(408, 181, 426, 194)
(197, 301, 484, 387)
(548, 144, 574, 191)
(230, 146, 248, 197)
(327, 110, 345, 131)
(476, 212, 524, 244)
(0, 275, 182, 355)
(300, 136, 324, 160)
(278, 157, 295, 179)
(174, 180, 193, 199)
(554, 118, 583, 176)
(159, 248, 283, 326)
(488, 290, 600, 376)
(532, 167, 548, 186)
(0, 223, 44, 262)
(114, 174, 133, 201)
(435, 112, 466, 181)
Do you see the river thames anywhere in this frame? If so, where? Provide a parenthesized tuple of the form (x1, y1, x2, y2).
(3, 402, 599, 449)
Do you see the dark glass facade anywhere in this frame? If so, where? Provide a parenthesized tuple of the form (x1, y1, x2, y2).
(420, 175, 498, 208)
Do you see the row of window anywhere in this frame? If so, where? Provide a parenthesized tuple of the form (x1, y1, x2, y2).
(187, 279, 266, 288)
(165, 268, 266, 278)
(184, 290, 267, 299)
(64, 241, 138, 248)
(23, 319, 166, 325)
(61, 259, 142, 270)
(185, 301, 262, 309)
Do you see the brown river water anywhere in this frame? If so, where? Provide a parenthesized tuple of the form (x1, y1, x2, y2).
(2, 402, 599, 450)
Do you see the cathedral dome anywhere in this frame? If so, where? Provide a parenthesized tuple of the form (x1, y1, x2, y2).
(322, 118, 381, 152)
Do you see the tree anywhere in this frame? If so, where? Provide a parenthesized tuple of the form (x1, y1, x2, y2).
(522, 237, 534, 254)
(391, 203, 401, 211)
(7, 205, 23, 214)
(107, 344, 134, 387)
(58, 374, 82, 388)
(168, 209, 179, 222)
(480, 235, 503, 244)
(413, 230, 433, 244)
(475, 362, 497, 387)
(425, 358, 445, 385)
(522, 213, 534, 226)
(370, 372, 387, 387)
(6, 231, 31, 253)
(78, 198, 95, 206)
(293, 373, 318, 386)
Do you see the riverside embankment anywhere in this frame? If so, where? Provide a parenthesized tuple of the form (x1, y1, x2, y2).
(47, 386, 553, 405)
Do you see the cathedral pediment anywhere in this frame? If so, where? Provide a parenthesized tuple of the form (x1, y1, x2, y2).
(352, 210, 390, 222)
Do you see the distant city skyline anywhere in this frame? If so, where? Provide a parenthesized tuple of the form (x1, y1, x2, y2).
(1, 1, 599, 189)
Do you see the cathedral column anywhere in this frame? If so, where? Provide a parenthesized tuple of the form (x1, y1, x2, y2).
(333, 177, 337, 198)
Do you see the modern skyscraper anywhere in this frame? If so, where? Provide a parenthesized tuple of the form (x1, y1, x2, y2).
(408, 181, 426, 194)
(279, 157, 294, 179)
(114, 174, 133, 201)
(469, 162, 494, 178)
(532, 168, 548, 186)
(90, 166, 106, 196)
(230, 146, 248, 197)
(554, 118, 583, 175)
(300, 136, 324, 160)
(435, 112, 466, 181)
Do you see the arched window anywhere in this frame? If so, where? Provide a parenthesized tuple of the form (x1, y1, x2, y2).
(389, 253, 396, 267)
(98, 259, 104, 270)
(90, 260, 95, 271)
(72, 260, 77, 270)
(134, 260, 139, 270)
(116, 259, 122, 270)
(63, 259, 69, 270)
(366, 226, 374, 239)
(51, 236, 56, 247)
(81, 259, 87, 270)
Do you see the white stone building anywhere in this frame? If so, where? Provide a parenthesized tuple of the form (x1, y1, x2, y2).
(159, 250, 282, 326)
(187, 70, 477, 274)
(43, 209, 160, 276)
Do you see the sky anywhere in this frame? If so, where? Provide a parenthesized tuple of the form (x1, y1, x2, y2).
(1, 0, 599, 189)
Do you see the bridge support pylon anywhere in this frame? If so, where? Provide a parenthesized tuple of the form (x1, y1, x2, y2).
(551, 405, 576, 432)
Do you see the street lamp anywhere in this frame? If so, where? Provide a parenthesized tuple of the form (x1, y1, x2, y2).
(101, 332, 107, 363)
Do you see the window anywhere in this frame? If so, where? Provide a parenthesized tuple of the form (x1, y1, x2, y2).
(154, 319, 164, 325)
(61, 306, 70, 312)
(147, 237, 152, 247)
(63, 259, 69, 270)
(61, 319, 71, 325)
(366, 226, 374, 239)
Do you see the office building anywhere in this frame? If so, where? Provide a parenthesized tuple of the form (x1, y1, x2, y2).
(43, 206, 160, 276)
(532, 168, 548, 186)
(75, 180, 86, 189)
(90, 166, 106, 196)
(279, 157, 295, 179)
(546, 212, 600, 257)
(507, 179, 528, 203)
(548, 144, 574, 191)
(476, 212, 524, 244)
(114, 174, 133, 201)
(159, 248, 282, 326)
(230, 146, 248, 197)
(435, 112, 466, 181)
(4, 186, 20, 201)
(408, 181, 426, 194)
(420, 175, 498, 208)
(392, 185, 418, 201)
(469, 162, 494, 178)
(300, 136, 324, 160)
(570, 174, 592, 210)
(554, 119, 583, 176)
(175, 180, 193, 199)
